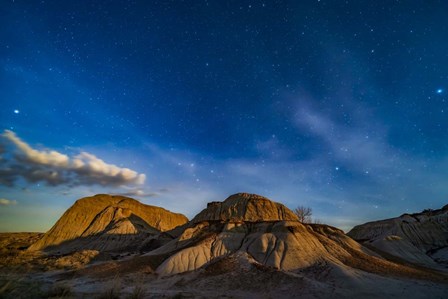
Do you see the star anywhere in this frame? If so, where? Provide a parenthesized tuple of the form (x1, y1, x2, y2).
(0, 0, 446, 238)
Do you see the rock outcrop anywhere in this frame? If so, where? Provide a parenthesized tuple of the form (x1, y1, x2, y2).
(140, 193, 432, 279)
(348, 204, 448, 269)
(28, 194, 188, 253)
(192, 193, 298, 223)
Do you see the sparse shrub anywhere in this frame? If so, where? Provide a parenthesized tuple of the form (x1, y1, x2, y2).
(313, 219, 323, 224)
(294, 206, 312, 223)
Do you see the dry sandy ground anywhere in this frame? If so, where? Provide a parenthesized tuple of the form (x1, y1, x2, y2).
(1, 233, 448, 298)
(1, 252, 448, 299)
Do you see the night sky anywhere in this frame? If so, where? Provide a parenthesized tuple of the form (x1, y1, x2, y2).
(1, 1, 447, 232)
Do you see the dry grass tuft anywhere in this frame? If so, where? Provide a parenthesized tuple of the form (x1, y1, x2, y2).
(96, 276, 121, 299)
(126, 284, 146, 299)
(43, 283, 73, 298)
(0, 275, 44, 299)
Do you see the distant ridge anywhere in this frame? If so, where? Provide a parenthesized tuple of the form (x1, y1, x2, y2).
(348, 204, 448, 269)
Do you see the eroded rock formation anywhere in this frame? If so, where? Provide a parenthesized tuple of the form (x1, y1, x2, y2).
(348, 204, 448, 268)
(192, 193, 298, 223)
(28, 194, 188, 253)
(141, 193, 425, 278)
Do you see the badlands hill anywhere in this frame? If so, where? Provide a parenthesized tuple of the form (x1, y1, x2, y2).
(131, 193, 445, 279)
(28, 194, 188, 253)
(192, 193, 298, 222)
(348, 204, 448, 269)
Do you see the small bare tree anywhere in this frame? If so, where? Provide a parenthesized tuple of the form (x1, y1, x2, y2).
(294, 206, 312, 223)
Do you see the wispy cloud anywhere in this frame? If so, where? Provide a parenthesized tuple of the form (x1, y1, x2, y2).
(0, 198, 17, 206)
(289, 96, 448, 218)
(115, 188, 159, 198)
(0, 130, 146, 187)
(294, 102, 397, 173)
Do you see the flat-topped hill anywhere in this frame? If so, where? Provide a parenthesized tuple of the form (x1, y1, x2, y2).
(192, 193, 298, 223)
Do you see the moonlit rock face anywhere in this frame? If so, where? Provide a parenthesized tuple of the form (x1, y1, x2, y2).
(28, 194, 188, 252)
(143, 193, 419, 279)
(192, 193, 299, 223)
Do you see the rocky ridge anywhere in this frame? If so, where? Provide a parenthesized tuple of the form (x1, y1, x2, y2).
(348, 204, 448, 269)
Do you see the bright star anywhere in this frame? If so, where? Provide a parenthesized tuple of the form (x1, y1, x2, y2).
(335, 167, 339, 171)
(14, 109, 19, 114)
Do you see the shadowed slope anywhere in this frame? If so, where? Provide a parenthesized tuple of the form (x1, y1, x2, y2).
(28, 194, 188, 252)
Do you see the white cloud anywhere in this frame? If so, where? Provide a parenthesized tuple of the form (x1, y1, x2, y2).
(0, 198, 17, 206)
(3, 130, 69, 167)
(72, 152, 146, 186)
(0, 130, 146, 187)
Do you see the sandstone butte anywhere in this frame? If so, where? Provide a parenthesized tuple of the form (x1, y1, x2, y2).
(28, 194, 188, 252)
(192, 192, 299, 223)
(348, 204, 448, 269)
